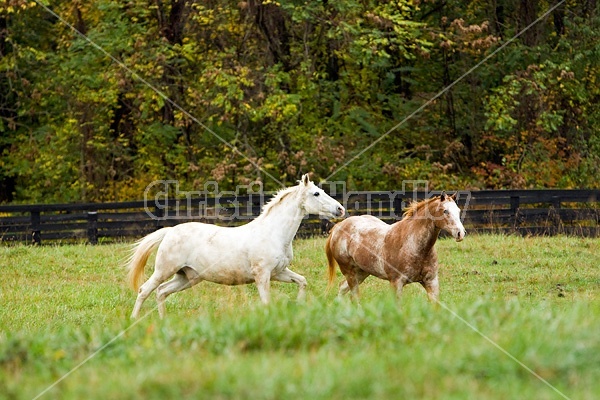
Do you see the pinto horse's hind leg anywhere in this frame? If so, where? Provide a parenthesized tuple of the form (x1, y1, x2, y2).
(338, 269, 370, 301)
(338, 280, 351, 296)
(271, 268, 308, 301)
(156, 268, 202, 318)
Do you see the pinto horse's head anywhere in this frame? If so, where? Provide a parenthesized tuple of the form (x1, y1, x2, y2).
(434, 192, 466, 242)
(298, 174, 345, 218)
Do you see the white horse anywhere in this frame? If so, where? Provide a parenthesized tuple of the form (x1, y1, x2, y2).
(127, 174, 345, 318)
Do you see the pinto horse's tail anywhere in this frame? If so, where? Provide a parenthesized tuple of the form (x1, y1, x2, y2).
(325, 232, 338, 291)
(126, 228, 171, 292)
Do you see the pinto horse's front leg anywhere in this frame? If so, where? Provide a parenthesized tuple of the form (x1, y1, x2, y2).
(422, 275, 440, 304)
(272, 267, 308, 301)
(390, 276, 409, 300)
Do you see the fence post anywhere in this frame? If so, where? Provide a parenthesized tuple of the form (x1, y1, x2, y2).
(87, 211, 98, 245)
(154, 205, 164, 229)
(550, 195, 562, 234)
(551, 196, 561, 209)
(393, 196, 404, 220)
(510, 195, 520, 231)
(320, 218, 331, 235)
(31, 209, 41, 245)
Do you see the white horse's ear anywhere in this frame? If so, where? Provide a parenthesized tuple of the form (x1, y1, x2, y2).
(302, 174, 310, 186)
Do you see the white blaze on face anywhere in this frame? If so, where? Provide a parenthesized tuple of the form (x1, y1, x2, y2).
(443, 201, 466, 242)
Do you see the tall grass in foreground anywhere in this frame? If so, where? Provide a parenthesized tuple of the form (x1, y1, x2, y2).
(0, 235, 599, 399)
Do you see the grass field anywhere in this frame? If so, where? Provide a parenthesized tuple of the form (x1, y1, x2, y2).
(1, 234, 599, 399)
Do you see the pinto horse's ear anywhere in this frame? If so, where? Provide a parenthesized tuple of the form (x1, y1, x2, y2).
(302, 173, 310, 186)
(450, 192, 457, 201)
(440, 191, 447, 201)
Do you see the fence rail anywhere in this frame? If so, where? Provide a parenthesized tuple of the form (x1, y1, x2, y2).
(0, 189, 598, 244)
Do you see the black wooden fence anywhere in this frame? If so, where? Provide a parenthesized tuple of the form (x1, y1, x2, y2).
(0, 189, 598, 244)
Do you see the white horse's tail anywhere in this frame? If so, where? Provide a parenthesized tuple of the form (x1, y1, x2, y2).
(126, 228, 171, 291)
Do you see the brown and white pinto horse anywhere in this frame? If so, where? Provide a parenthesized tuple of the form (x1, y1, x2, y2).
(326, 192, 466, 302)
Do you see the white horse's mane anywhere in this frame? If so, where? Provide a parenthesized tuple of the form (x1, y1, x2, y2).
(259, 184, 303, 217)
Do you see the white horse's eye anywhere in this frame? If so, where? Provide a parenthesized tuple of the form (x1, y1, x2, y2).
(314, 192, 320, 197)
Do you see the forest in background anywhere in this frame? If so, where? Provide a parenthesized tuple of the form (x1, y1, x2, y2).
(0, 0, 598, 203)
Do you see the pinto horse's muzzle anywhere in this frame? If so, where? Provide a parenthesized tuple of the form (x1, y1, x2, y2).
(455, 228, 466, 242)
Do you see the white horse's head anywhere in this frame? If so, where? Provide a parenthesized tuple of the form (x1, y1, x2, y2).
(298, 174, 345, 218)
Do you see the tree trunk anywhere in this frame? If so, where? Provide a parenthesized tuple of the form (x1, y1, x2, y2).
(519, 0, 539, 47)
(552, 0, 565, 36)
(247, 0, 292, 71)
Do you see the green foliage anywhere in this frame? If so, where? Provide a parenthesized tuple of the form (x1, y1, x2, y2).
(481, 11, 600, 188)
(0, 1, 598, 202)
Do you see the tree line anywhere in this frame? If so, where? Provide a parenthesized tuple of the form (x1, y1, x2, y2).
(0, 0, 598, 203)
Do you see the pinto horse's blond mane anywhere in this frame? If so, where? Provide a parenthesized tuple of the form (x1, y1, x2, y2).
(402, 196, 441, 219)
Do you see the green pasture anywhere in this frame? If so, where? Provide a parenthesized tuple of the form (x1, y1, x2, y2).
(1, 235, 599, 399)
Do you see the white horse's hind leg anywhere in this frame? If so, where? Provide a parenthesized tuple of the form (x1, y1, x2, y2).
(156, 269, 202, 318)
(156, 273, 187, 318)
(272, 268, 307, 301)
(131, 273, 167, 319)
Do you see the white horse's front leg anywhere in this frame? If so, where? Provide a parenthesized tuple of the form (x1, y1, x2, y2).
(272, 268, 307, 301)
(253, 266, 271, 304)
